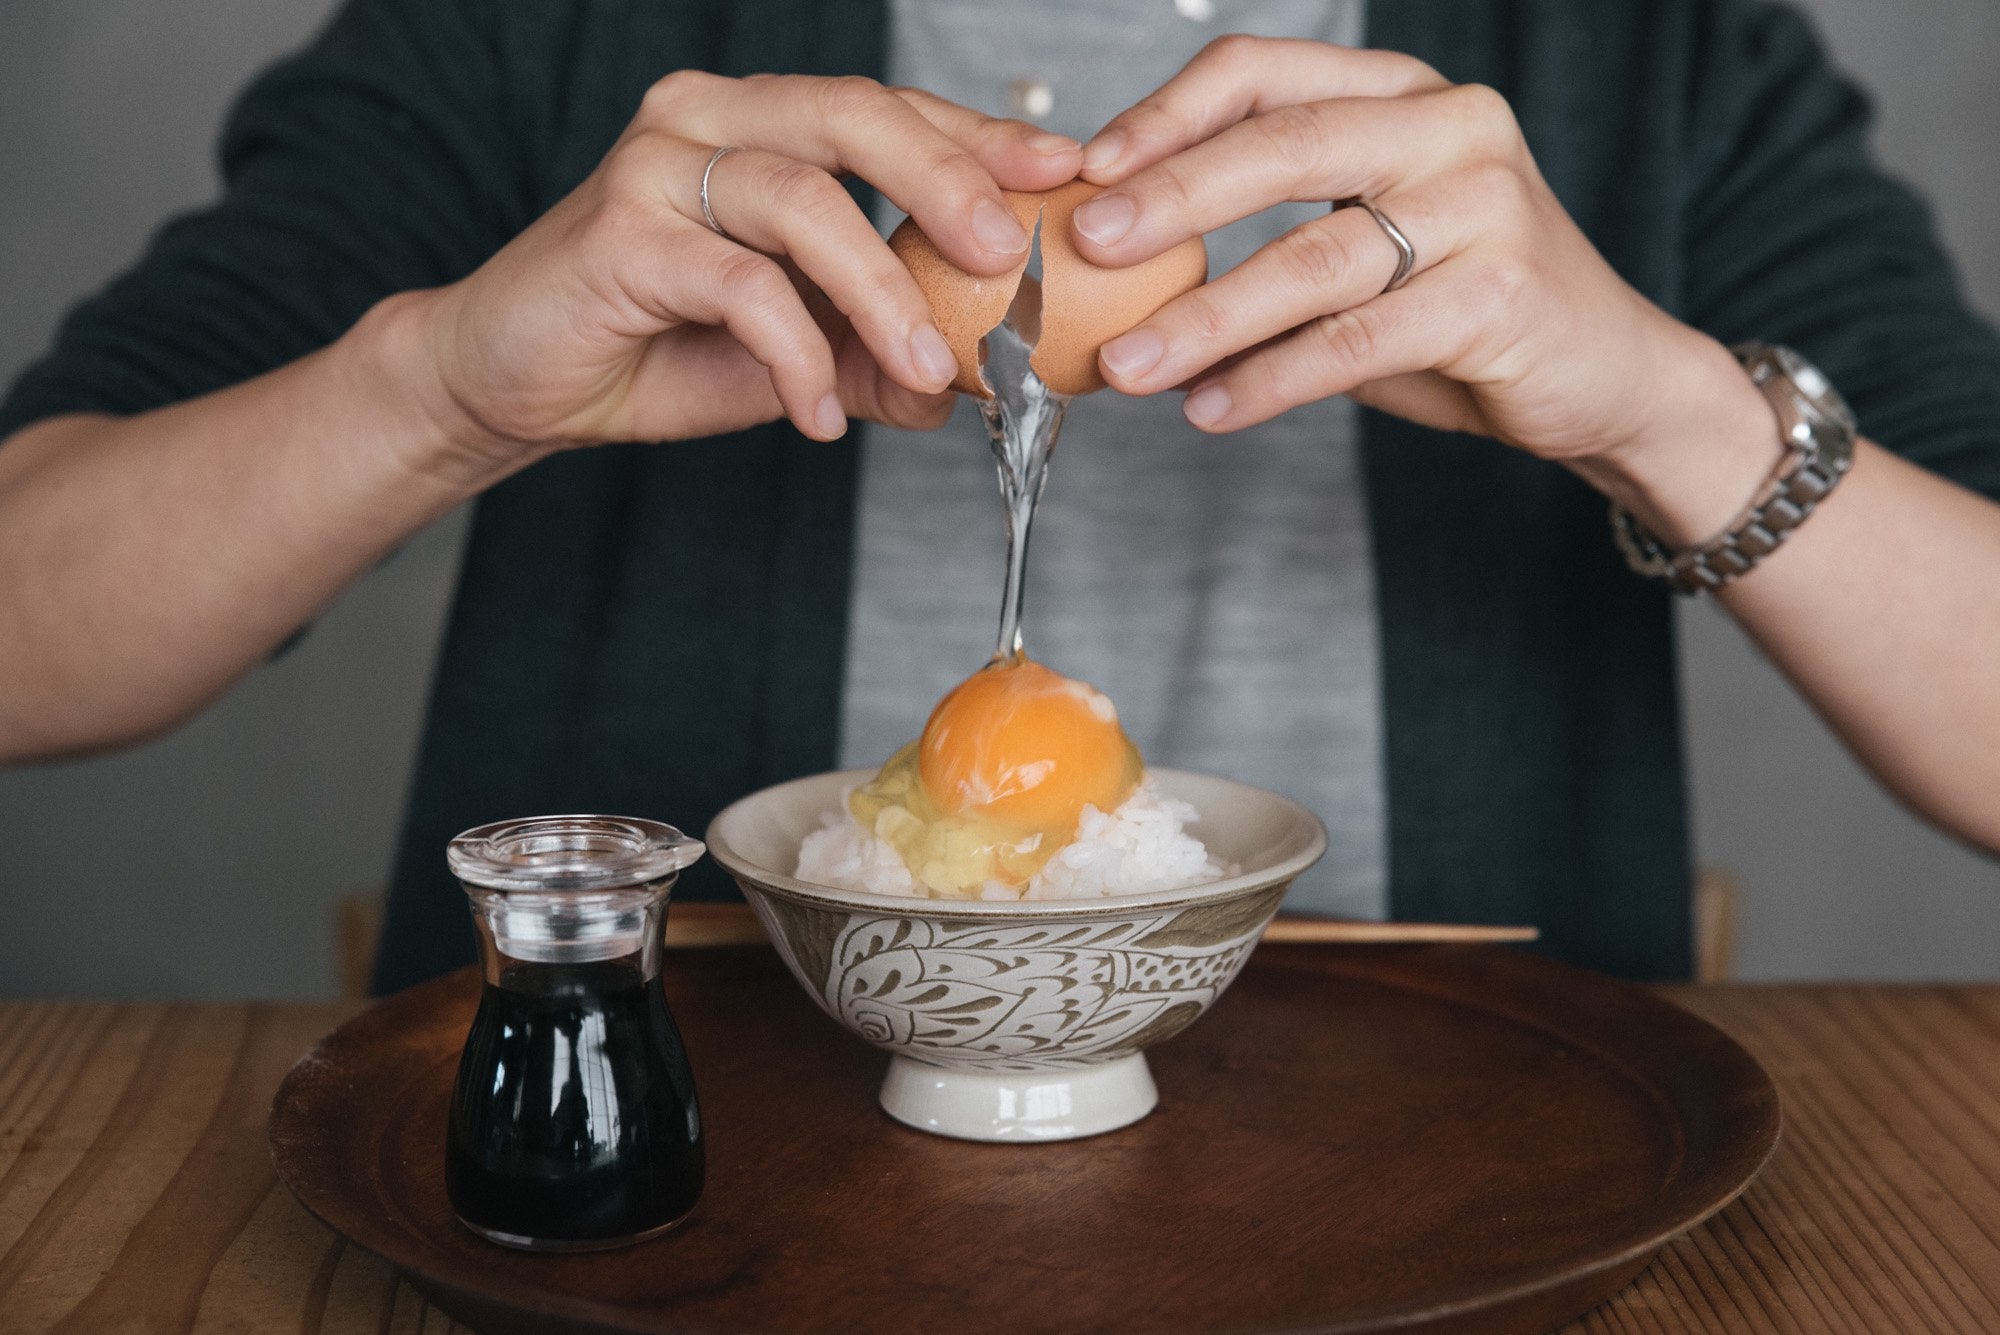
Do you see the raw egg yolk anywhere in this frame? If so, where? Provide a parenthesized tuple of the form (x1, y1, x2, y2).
(918, 657, 1139, 832)
(847, 657, 1143, 898)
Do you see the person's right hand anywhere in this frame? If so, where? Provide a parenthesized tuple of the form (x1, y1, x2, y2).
(411, 73, 1083, 455)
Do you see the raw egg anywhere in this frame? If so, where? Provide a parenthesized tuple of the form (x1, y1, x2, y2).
(889, 181, 1209, 397)
(848, 656, 1144, 897)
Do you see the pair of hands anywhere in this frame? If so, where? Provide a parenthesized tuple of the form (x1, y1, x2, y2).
(419, 37, 1755, 500)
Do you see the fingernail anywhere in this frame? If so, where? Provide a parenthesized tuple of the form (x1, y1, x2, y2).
(911, 324, 960, 389)
(1073, 192, 1135, 247)
(1185, 384, 1232, 429)
(1025, 131, 1080, 156)
(814, 393, 848, 440)
(1100, 328, 1165, 382)
(972, 197, 1029, 254)
(1082, 130, 1127, 175)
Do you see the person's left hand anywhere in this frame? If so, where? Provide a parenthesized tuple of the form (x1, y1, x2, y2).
(1074, 37, 1776, 538)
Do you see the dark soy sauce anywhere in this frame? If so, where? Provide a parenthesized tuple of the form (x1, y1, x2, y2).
(446, 957, 704, 1247)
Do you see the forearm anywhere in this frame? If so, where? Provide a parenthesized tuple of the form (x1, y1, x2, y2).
(0, 290, 536, 763)
(0, 73, 1073, 766)
(1581, 336, 2000, 852)
(1712, 441, 2000, 848)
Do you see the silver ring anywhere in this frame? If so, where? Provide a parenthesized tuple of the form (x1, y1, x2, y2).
(700, 145, 741, 240)
(1333, 196, 1416, 295)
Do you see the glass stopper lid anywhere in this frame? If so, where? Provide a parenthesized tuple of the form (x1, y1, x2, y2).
(448, 816, 705, 892)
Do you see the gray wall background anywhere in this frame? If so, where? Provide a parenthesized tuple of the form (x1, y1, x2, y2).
(0, 0, 1994, 999)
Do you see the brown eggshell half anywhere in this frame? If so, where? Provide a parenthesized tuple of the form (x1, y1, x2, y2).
(1030, 180, 1209, 396)
(887, 193, 1038, 398)
(889, 183, 1209, 398)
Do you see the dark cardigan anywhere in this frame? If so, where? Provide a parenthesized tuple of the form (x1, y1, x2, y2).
(5, 0, 1997, 990)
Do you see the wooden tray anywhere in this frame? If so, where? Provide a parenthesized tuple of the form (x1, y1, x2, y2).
(269, 944, 1779, 1334)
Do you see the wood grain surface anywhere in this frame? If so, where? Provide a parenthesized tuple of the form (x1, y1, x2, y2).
(2, 969, 1997, 1333)
(267, 946, 1775, 1335)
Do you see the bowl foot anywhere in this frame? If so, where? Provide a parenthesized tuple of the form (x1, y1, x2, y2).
(878, 1052, 1158, 1142)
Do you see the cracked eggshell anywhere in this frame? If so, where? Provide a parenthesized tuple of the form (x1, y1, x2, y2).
(1029, 180, 1209, 396)
(888, 193, 1038, 398)
(889, 181, 1209, 399)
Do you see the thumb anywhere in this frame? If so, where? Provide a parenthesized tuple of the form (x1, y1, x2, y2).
(833, 325, 958, 432)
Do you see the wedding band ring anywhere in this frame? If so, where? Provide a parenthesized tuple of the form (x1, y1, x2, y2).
(700, 145, 741, 240)
(1333, 196, 1416, 295)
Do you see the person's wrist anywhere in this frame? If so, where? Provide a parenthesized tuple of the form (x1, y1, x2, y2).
(337, 288, 551, 494)
(1567, 330, 1784, 550)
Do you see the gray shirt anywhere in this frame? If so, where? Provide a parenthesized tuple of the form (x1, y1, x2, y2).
(840, 0, 1385, 919)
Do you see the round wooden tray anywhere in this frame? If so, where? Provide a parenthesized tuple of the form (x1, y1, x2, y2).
(269, 944, 1779, 1334)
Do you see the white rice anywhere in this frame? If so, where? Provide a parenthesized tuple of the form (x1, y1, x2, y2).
(794, 781, 1234, 901)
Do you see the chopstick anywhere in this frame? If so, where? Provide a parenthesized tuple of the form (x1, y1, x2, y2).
(666, 902, 769, 948)
(1260, 917, 1539, 945)
(665, 901, 1537, 948)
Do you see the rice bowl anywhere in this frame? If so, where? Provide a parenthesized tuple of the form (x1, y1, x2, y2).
(707, 768, 1326, 1141)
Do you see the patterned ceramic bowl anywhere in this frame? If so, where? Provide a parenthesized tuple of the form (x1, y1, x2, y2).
(706, 769, 1326, 1142)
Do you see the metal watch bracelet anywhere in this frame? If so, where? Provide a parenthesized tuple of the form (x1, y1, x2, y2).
(1612, 343, 1857, 595)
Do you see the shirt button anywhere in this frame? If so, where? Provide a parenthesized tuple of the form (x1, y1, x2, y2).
(1009, 77, 1055, 120)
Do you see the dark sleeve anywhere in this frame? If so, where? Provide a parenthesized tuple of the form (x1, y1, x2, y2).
(0, 0, 532, 443)
(1681, 0, 2000, 499)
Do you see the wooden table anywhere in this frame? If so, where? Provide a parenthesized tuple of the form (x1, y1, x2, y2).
(1, 978, 1996, 1333)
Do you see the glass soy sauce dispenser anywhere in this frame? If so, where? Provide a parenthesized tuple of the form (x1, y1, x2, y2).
(444, 815, 707, 1251)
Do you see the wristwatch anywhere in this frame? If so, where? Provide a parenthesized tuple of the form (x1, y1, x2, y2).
(1612, 342, 1858, 594)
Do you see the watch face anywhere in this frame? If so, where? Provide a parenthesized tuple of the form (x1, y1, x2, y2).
(1773, 344, 1857, 432)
